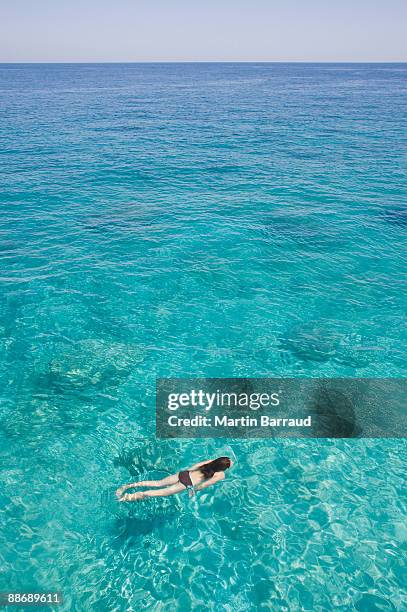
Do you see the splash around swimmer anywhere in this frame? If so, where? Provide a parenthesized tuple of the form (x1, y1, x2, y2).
(116, 457, 233, 502)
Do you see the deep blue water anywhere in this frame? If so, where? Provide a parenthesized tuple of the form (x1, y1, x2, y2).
(0, 63, 406, 611)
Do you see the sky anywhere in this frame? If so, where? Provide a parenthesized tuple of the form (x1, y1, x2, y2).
(1, 0, 406, 62)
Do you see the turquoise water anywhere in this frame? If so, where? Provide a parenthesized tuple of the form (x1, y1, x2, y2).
(0, 63, 406, 610)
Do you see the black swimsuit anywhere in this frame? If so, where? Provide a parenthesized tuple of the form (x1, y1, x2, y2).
(178, 470, 193, 489)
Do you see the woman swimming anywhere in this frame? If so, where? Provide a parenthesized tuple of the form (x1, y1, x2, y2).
(116, 456, 232, 502)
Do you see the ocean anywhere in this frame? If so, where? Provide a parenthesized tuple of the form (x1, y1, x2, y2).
(0, 63, 406, 610)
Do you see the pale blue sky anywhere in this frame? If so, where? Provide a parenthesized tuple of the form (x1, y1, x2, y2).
(1, 0, 406, 62)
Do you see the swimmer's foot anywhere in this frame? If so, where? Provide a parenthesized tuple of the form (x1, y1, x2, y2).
(116, 486, 127, 499)
(118, 492, 145, 502)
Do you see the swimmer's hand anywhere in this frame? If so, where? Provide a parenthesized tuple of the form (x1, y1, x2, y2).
(188, 488, 195, 498)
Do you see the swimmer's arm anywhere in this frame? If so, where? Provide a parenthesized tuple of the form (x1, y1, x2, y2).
(194, 472, 225, 491)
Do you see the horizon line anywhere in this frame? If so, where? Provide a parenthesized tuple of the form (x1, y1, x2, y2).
(1, 60, 407, 65)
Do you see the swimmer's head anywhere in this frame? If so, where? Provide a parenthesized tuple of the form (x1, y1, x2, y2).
(200, 456, 232, 479)
(216, 456, 232, 470)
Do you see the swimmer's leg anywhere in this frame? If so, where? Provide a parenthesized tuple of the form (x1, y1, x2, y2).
(120, 483, 184, 502)
(116, 474, 179, 498)
(143, 483, 184, 497)
(135, 474, 179, 488)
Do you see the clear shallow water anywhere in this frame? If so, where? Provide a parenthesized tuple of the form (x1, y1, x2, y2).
(0, 63, 406, 610)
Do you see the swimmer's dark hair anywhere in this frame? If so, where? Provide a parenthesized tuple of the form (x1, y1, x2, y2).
(199, 457, 231, 479)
